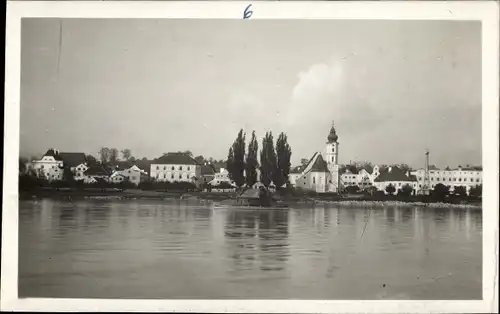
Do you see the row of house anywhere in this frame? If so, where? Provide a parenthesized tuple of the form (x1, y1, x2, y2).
(286, 122, 482, 195)
(290, 161, 482, 195)
(26, 132, 482, 195)
(25, 149, 235, 188)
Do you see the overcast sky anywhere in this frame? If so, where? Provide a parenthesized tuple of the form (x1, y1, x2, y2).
(20, 19, 481, 168)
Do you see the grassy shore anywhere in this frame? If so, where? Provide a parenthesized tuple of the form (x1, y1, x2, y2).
(19, 188, 481, 209)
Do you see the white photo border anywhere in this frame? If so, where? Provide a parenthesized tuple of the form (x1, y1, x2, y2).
(2, 1, 499, 313)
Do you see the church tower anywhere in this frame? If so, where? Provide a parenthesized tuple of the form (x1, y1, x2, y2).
(325, 121, 340, 193)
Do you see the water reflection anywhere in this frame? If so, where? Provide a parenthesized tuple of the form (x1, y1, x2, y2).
(19, 199, 482, 300)
(224, 210, 290, 273)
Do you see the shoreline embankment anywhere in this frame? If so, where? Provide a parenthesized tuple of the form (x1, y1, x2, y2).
(19, 188, 482, 209)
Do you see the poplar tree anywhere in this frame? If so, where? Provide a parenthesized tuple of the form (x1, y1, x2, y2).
(228, 129, 246, 187)
(260, 132, 277, 188)
(245, 131, 259, 187)
(275, 132, 292, 189)
(226, 147, 235, 181)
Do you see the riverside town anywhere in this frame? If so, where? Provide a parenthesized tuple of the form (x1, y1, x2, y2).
(19, 122, 482, 208)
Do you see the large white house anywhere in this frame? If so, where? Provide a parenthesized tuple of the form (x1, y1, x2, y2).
(373, 166, 419, 195)
(29, 149, 87, 181)
(410, 165, 482, 194)
(289, 122, 341, 193)
(150, 152, 202, 185)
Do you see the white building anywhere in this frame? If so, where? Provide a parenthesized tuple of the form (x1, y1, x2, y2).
(110, 163, 148, 186)
(340, 166, 376, 190)
(290, 122, 341, 193)
(410, 165, 482, 195)
(30, 149, 87, 181)
(373, 166, 419, 195)
(150, 152, 202, 186)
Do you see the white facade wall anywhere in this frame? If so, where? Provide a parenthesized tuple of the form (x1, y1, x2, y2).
(72, 163, 88, 181)
(410, 168, 482, 194)
(289, 173, 301, 186)
(296, 171, 328, 193)
(150, 163, 201, 183)
(31, 156, 64, 181)
(374, 180, 419, 195)
(112, 166, 144, 185)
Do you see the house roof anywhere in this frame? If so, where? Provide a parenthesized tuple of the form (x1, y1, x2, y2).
(309, 154, 329, 172)
(59, 152, 86, 167)
(43, 149, 63, 161)
(201, 164, 216, 175)
(85, 165, 110, 176)
(361, 165, 374, 174)
(374, 166, 415, 182)
(134, 159, 152, 172)
(153, 153, 199, 165)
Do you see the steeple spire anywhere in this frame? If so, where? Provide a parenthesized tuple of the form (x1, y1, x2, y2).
(327, 120, 338, 143)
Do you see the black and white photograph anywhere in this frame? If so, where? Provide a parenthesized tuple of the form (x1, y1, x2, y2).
(2, 1, 499, 313)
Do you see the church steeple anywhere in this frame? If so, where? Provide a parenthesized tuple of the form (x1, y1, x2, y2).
(327, 120, 338, 143)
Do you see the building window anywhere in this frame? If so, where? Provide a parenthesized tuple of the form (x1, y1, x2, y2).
(188, 166, 190, 171)
(171, 166, 174, 170)
(476, 178, 480, 182)
(156, 166, 159, 170)
(41, 165, 44, 169)
(470, 178, 473, 182)
(163, 166, 166, 170)
(180, 166, 183, 171)
(332, 147, 335, 153)
(171, 174, 174, 179)
(313, 177, 316, 184)
(459, 178, 462, 182)
(164, 174, 166, 178)
(179, 174, 182, 179)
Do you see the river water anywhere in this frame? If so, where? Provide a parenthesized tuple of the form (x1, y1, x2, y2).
(18, 199, 482, 299)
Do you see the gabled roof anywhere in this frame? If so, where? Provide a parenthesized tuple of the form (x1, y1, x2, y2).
(113, 161, 134, 171)
(300, 152, 330, 175)
(85, 165, 110, 176)
(309, 154, 329, 172)
(361, 165, 374, 174)
(43, 149, 63, 161)
(134, 159, 153, 172)
(59, 152, 86, 167)
(374, 166, 414, 182)
(201, 164, 216, 175)
(153, 153, 199, 165)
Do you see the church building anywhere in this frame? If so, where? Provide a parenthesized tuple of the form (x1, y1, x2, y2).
(292, 122, 341, 193)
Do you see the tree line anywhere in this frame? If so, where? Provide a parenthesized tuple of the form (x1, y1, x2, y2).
(226, 129, 292, 189)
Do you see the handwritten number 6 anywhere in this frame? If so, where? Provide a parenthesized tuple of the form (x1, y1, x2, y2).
(243, 4, 253, 19)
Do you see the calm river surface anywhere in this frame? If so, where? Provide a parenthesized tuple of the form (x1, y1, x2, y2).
(19, 199, 482, 299)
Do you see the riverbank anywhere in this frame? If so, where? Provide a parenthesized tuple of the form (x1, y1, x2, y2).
(312, 199, 482, 209)
(19, 188, 482, 209)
